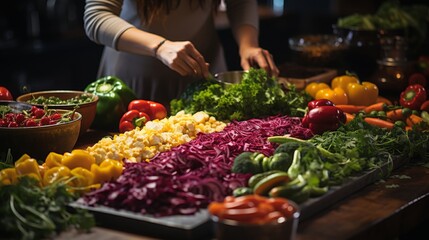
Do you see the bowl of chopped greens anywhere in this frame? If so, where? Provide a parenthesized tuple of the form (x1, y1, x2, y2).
(16, 90, 98, 135)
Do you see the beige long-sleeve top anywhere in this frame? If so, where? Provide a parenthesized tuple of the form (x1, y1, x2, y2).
(84, 0, 259, 108)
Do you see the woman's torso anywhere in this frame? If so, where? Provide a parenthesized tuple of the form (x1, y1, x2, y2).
(99, 0, 226, 107)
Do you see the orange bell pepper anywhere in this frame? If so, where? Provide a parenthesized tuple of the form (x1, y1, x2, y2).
(315, 87, 348, 105)
(347, 82, 379, 106)
(305, 82, 330, 99)
(91, 159, 123, 184)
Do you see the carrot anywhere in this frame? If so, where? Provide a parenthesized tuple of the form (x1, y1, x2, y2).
(420, 100, 429, 112)
(363, 102, 387, 114)
(335, 105, 366, 114)
(406, 114, 423, 127)
(376, 96, 393, 106)
(386, 108, 411, 122)
(364, 117, 394, 129)
(345, 112, 355, 124)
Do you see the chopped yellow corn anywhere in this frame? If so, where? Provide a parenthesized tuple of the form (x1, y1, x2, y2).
(86, 111, 226, 163)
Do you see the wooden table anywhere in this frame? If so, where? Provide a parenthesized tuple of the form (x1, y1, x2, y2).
(62, 130, 429, 240)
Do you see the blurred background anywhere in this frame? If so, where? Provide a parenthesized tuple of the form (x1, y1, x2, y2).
(0, 0, 428, 98)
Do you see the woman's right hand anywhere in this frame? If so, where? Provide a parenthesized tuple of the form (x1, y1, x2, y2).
(156, 40, 210, 79)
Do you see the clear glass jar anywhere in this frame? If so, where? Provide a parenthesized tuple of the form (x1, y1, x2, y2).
(370, 36, 413, 99)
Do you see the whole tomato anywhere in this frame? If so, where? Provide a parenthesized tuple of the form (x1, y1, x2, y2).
(148, 101, 167, 120)
(0, 86, 13, 100)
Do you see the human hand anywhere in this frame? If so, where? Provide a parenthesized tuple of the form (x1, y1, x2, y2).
(156, 40, 210, 79)
(240, 47, 279, 77)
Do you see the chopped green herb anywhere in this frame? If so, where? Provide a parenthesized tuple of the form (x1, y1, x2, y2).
(0, 177, 95, 239)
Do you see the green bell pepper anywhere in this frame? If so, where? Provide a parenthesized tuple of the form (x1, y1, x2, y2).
(85, 76, 137, 131)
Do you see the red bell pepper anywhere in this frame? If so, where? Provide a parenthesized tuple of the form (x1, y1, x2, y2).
(119, 109, 150, 133)
(399, 84, 427, 110)
(302, 99, 346, 135)
(307, 99, 335, 110)
(128, 99, 151, 113)
(148, 101, 167, 120)
(128, 99, 167, 120)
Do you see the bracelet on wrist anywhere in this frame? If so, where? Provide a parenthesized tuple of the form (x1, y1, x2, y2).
(154, 39, 167, 57)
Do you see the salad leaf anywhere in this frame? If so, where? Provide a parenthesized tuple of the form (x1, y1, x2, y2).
(170, 68, 311, 121)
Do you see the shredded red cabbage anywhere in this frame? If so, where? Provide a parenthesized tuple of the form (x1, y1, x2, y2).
(80, 115, 312, 216)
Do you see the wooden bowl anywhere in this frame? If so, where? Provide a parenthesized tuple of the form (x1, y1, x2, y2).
(0, 106, 82, 161)
(16, 90, 98, 135)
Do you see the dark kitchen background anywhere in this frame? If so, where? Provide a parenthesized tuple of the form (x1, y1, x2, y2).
(1, 0, 428, 99)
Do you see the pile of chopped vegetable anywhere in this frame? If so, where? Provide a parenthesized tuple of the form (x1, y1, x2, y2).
(227, 116, 429, 203)
(170, 68, 311, 121)
(86, 111, 226, 163)
(79, 115, 312, 216)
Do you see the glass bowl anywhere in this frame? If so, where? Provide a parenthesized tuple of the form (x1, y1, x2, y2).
(289, 34, 349, 67)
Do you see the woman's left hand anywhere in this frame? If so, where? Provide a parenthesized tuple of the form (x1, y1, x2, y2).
(240, 47, 279, 77)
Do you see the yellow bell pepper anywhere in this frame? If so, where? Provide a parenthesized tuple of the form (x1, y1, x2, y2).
(42, 166, 71, 186)
(69, 167, 97, 189)
(347, 82, 379, 106)
(305, 82, 330, 98)
(91, 159, 123, 184)
(16, 153, 31, 163)
(61, 149, 95, 170)
(331, 75, 360, 90)
(44, 152, 64, 169)
(14, 158, 42, 182)
(0, 168, 18, 185)
(315, 87, 348, 105)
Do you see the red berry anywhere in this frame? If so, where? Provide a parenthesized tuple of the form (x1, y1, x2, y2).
(15, 114, 25, 124)
(0, 119, 7, 127)
(8, 122, 18, 127)
(30, 106, 39, 113)
(25, 119, 37, 127)
(39, 116, 50, 125)
(33, 108, 45, 118)
(50, 113, 62, 121)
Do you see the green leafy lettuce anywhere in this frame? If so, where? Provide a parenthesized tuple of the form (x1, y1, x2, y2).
(170, 68, 311, 121)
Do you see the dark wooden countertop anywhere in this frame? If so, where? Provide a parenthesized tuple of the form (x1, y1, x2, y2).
(61, 130, 429, 240)
(297, 164, 429, 240)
